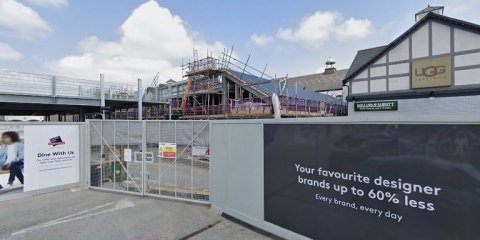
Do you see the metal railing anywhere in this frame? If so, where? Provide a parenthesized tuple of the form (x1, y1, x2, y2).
(0, 69, 161, 102)
(56, 76, 100, 98)
(0, 70, 52, 95)
(184, 57, 223, 75)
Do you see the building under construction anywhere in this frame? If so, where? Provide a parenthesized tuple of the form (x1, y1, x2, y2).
(152, 49, 347, 120)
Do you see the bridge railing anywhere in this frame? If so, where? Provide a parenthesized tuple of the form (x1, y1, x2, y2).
(0, 70, 158, 102)
(56, 76, 101, 98)
(0, 70, 52, 96)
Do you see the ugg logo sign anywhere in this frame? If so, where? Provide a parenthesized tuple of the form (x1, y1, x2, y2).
(411, 56, 452, 89)
(414, 66, 446, 77)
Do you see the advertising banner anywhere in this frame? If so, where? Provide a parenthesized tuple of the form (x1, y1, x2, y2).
(24, 125, 80, 191)
(264, 124, 480, 240)
(0, 126, 24, 196)
(0, 125, 80, 198)
(159, 143, 176, 159)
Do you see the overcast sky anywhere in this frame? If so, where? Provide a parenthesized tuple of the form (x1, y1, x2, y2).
(1, 0, 479, 85)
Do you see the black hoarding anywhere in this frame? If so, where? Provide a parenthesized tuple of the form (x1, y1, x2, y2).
(264, 124, 480, 240)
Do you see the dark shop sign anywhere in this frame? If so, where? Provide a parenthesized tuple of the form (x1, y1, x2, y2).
(354, 101, 398, 111)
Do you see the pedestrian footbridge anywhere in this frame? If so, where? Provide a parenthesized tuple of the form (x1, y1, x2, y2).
(0, 70, 165, 119)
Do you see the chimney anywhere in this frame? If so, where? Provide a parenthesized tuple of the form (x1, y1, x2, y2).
(324, 57, 336, 75)
(415, 5, 444, 22)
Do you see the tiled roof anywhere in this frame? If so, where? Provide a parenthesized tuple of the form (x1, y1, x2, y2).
(343, 12, 480, 84)
(287, 69, 348, 92)
(344, 46, 387, 82)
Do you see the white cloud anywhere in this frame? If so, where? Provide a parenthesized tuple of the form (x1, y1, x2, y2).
(47, 0, 229, 84)
(445, 0, 477, 14)
(250, 34, 274, 47)
(277, 12, 339, 47)
(27, 0, 68, 8)
(335, 18, 373, 40)
(0, 0, 52, 39)
(443, 0, 480, 23)
(0, 42, 22, 61)
(276, 11, 374, 47)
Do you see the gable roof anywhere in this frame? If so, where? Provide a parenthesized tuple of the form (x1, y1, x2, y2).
(343, 12, 480, 84)
(344, 46, 386, 83)
(287, 69, 348, 92)
(227, 69, 341, 103)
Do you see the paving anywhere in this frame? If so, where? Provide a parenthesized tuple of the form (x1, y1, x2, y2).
(0, 189, 277, 240)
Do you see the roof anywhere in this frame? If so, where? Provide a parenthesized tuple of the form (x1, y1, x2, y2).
(343, 12, 480, 84)
(344, 46, 386, 83)
(227, 69, 340, 103)
(287, 69, 348, 92)
(416, 5, 444, 15)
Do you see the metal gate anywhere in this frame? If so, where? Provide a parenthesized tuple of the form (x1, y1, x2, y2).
(88, 120, 210, 203)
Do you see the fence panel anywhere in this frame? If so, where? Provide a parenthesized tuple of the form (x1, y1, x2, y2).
(88, 120, 210, 203)
(89, 121, 144, 195)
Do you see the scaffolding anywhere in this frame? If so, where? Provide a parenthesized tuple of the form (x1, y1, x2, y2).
(163, 47, 347, 120)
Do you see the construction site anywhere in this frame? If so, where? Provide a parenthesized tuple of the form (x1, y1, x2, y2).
(120, 48, 348, 120)
(0, 48, 347, 122)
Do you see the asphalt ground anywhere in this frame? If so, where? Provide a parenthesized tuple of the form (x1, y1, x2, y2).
(0, 189, 279, 240)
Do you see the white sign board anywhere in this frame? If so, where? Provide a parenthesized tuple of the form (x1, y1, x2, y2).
(24, 125, 80, 191)
(192, 146, 209, 157)
(124, 149, 132, 162)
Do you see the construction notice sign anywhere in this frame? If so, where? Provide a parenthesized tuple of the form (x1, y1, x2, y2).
(192, 146, 209, 157)
(159, 143, 176, 159)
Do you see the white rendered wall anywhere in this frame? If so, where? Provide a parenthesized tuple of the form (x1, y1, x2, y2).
(412, 24, 430, 59)
(432, 22, 451, 55)
(388, 76, 410, 91)
(370, 79, 387, 92)
(454, 28, 480, 52)
(352, 81, 369, 94)
(455, 52, 480, 67)
(388, 39, 410, 62)
(455, 69, 480, 85)
(388, 63, 410, 75)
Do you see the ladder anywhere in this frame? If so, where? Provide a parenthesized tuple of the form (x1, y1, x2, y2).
(181, 77, 193, 108)
(181, 49, 199, 109)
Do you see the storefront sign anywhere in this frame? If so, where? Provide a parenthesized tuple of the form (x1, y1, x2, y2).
(412, 56, 452, 89)
(354, 101, 398, 111)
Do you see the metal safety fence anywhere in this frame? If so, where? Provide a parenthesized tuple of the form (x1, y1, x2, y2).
(88, 120, 210, 203)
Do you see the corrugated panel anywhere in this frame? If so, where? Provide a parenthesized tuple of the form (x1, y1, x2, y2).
(228, 69, 340, 103)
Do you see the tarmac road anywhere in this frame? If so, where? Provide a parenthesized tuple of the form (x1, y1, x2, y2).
(0, 189, 277, 240)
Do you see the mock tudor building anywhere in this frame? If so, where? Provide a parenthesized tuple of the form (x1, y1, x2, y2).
(343, 6, 480, 116)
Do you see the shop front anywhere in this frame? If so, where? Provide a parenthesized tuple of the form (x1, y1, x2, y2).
(343, 6, 480, 117)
